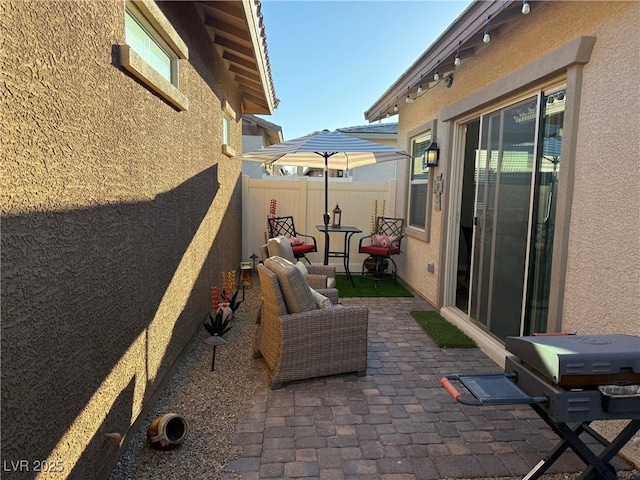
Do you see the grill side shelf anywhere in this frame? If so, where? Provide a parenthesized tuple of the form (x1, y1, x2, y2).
(441, 374, 548, 406)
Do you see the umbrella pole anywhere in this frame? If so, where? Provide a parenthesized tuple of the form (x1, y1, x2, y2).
(323, 153, 330, 265)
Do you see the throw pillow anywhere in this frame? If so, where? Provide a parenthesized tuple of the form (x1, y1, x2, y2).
(310, 288, 332, 309)
(264, 256, 317, 313)
(288, 236, 305, 246)
(374, 234, 390, 247)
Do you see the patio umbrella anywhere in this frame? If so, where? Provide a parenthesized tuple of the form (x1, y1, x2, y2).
(241, 129, 412, 263)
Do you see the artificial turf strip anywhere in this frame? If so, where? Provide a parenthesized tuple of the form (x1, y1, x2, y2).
(410, 310, 477, 348)
(334, 274, 414, 298)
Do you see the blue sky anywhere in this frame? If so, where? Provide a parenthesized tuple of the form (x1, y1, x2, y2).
(257, 0, 472, 140)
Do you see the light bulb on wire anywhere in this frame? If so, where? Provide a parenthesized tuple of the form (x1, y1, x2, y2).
(393, 104, 398, 113)
(434, 71, 440, 81)
(454, 51, 461, 67)
(417, 84, 423, 94)
(522, 0, 530, 14)
(483, 29, 491, 43)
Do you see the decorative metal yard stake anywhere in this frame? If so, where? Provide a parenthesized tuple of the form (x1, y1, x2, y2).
(205, 334, 226, 371)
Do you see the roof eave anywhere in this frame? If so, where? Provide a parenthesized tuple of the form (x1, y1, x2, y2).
(241, 0, 277, 114)
(364, 0, 520, 123)
(197, 0, 278, 116)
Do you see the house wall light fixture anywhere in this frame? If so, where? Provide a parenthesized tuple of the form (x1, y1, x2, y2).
(423, 139, 440, 168)
(444, 74, 454, 88)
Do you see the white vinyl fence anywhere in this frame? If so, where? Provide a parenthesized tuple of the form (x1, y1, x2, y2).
(242, 175, 397, 273)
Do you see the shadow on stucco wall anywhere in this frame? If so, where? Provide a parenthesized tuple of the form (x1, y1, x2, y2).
(0, 165, 237, 478)
(67, 377, 137, 480)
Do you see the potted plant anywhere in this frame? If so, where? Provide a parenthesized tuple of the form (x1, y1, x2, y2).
(204, 283, 243, 338)
(203, 309, 233, 337)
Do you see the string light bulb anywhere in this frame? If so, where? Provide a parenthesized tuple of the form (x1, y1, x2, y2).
(434, 71, 440, 81)
(483, 15, 491, 44)
(483, 28, 491, 43)
(522, 0, 530, 14)
(417, 84, 423, 94)
(454, 42, 461, 66)
(393, 104, 398, 113)
(405, 95, 411, 104)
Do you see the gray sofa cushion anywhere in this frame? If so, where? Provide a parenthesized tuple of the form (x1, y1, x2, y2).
(267, 236, 296, 263)
(264, 256, 317, 313)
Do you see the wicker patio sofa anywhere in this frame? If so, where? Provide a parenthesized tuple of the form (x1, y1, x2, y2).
(255, 257, 368, 389)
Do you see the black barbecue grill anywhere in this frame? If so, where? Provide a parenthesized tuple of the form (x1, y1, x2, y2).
(441, 334, 640, 480)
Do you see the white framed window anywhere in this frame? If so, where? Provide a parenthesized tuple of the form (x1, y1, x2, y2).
(221, 100, 237, 157)
(223, 115, 231, 145)
(125, 7, 173, 83)
(408, 132, 432, 231)
(119, 0, 189, 111)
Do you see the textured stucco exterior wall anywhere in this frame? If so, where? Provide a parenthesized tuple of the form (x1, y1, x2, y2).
(395, 1, 639, 320)
(562, 7, 640, 336)
(395, 2, 640, 462)
(1, 1, 244, 478)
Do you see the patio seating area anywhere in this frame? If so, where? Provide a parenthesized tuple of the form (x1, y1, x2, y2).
(110, 279, 637, 480)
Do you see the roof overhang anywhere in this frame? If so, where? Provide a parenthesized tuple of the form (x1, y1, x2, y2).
(195, 0, 278, 115)
(242, 114, 284, 144)
(365, 0, 529, 122)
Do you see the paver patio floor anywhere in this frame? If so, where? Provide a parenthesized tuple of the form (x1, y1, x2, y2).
(224, 295, 634, 479)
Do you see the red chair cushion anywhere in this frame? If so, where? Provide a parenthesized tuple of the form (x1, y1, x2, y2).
(292, 244, 316, 255)
(359, 245, 400, 257)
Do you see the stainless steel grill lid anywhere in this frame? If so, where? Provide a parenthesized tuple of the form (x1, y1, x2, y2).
(505, 334, 640, 387)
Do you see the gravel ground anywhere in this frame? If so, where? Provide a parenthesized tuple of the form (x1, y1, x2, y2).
(109, 281, 639, 480)
(109, 284, 266, 480)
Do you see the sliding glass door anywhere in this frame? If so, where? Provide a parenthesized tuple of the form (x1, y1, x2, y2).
(470, 96, 538, 340)
(461, 90, 565, 341)
(524, 90, 565, 334)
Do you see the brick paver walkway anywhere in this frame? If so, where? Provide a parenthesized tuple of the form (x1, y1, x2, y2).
(224, 295, 631, 479)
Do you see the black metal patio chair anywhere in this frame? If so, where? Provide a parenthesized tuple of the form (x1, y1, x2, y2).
(358, 216, 404, 284)
(267, 216, 317, 264)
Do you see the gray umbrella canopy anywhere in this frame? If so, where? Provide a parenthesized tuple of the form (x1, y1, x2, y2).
(242, 129, 412, 170)
(241, 129, 412, 263)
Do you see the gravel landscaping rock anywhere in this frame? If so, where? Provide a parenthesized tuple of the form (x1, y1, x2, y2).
(109, 283, 265, 480)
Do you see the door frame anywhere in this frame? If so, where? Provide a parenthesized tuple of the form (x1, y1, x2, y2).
(439, 36, 594, 359)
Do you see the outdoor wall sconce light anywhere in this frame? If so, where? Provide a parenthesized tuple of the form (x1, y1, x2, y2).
(332, 204, 342, 228)
(445, 74, 454, 88)
(423, 140, 440, 168)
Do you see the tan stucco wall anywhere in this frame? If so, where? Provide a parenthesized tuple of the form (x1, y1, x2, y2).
(562, 7, 640, 336)
(1, 1, 244, 478)
(394, 2, 640, 463)
(395, 1, 639, 324)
